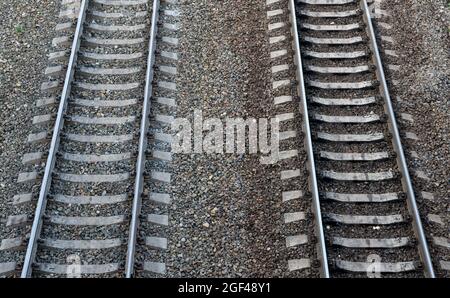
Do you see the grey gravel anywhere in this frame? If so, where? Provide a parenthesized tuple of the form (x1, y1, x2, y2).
(0, 1, 60, 273)
(0, 0, 58, 220)
(164, 0, 315, 278)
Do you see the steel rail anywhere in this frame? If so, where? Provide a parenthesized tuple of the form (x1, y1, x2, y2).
(21, 0, 89, 278)
(361, 0, 435, 278)
(288, 0, 330, 278)
(125, 0, 160, 278)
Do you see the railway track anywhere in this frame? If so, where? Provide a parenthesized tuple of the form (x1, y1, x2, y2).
(127, 0, 180, 278)
(12, 0, 171, 277)
(0, 0, 440, 279)
(290, 0, 435, 277)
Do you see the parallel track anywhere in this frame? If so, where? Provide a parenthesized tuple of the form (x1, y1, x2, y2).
(289, 0, 435, 277)
(1, 0, 436, 279)
(21, 0, 160, 277)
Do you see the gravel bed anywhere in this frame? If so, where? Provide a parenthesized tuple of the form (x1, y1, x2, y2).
(163, 0, 314, 277)
(0, 0, 59, 218)
(0, 0, 59, 277)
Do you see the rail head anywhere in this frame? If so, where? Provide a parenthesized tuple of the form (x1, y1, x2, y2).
(360, 0, 435, 278)
(288, 0, 330, 278)
(125, 0, 161, 278)
(20, 0, 89, 278)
